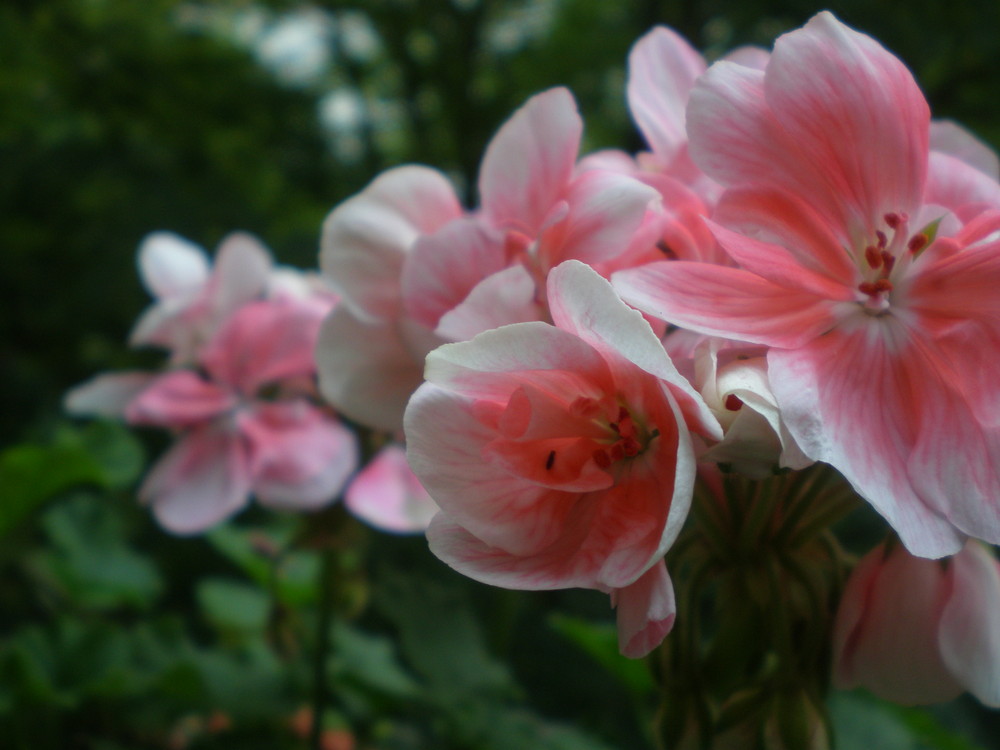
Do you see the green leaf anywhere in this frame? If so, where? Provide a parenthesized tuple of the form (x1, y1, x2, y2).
(197, 578, 271, 637)
(548, 613, 654, 697)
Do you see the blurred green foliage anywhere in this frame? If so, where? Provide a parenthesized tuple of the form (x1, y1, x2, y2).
(3, 0, 1000, 747)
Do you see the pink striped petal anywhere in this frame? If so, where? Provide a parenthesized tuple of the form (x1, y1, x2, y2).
(435, 265, 543, 341)
(627, 26, 705, 164)
(613, 261, 843, 349)
(768, 324, 965, 558)
(479, 88, 582, 232)
(402, 218, 507, 329)
(924, 152, 1000, 219)
(763, 12, 929, 235)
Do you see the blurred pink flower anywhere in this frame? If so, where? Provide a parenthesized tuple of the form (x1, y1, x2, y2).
(405, 261, 720, 656)
(125, 298, 357, 533)
(130, 231, 273, 363)
(614, 11, 1000, 557)
(833, 540, 1000, 707)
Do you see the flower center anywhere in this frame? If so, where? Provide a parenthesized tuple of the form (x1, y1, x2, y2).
(855, 212, 929, 314)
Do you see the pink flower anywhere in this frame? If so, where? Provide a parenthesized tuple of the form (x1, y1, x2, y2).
(614, 11, 1000, 557)
(130, 231, 273, 363)
(832, 540, 1000, 707)
(71, 298, 357, 534)
(402, 87, 659, 340)
(404, 261, 721, 656)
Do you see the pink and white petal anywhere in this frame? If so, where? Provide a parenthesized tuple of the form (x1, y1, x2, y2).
(547, 261, 720, 438)
(924, 152, 1000, 218)
(575, 148, 640, 176)
(435, 265, 544, 341)
(426, 512, 596, 590)
(316, 307, 439, 433)
(423, 321, 609, 404)
(140, 427, 252, 535)
(125, 370, 236, 428)
(613, 261, 843, 349)
(768, 322, 965, 558)
(939, 542, 1000, 707)
(64, 371, 157, 418)
(906, 348, 1000, 546)
(405, 383, 581, 556)
(479, 88, 582, 233)
(832, 543, 961, 704)
(627, 26, 705, 162)
(137, 232, 209, 301)
(722, 45, 770, 71)
(321, 166, 462, 321)
(907, 232, 1000, 321)
(686, 62, 807, 198)
(241, 402, 357, 510)
(210, 232, 273, 318)
(930, 120, 1000, 180)
(345, 444, 439, 533)
(402, 218, 508, 329)
(202, 300, 324, 393)
(610, 560, 676, 658)
(713, 188, 857, 284)
(764, 12, 929, 233)
(546, 170, 660, 266)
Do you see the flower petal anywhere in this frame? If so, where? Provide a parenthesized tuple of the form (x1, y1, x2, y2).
(321, 165, 462, 321)
(140, 427, 251, 534)
(613, 261, 843, 349)
(479, 88, 582, 232)
(316, 307, 440, 433)
(768, 322, 964, 557)
(125, 370, 236, 428)
(939, 542, 1000, 707)
(64, 372, 157, 418)
(434, 265, 543, 341)
(137, 232, 209, 300)
(930, 120, 1000, 180)
(610, 560, 676, 658)
(241, 401, 357, 509)
(627, 26, 705, 163)
(345, 444, 439, 533)
(763, 11, 929, 234)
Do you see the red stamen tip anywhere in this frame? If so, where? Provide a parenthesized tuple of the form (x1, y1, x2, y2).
(876, 230, 888, 249)
(908, 234, 928, 253)
(724, 394, 744, 411)
(884, 212, 901, 229)
(858, 281, 877, 295)
(881, 251, 896, 273)
(873, 278, 894, 293)
(864, 246, 882, 269)
(622, 437, 641, 457)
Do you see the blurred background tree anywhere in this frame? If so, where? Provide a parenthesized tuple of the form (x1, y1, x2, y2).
(2, 0, 1000, 748)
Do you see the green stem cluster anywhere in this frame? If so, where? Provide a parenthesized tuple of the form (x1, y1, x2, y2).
(654, 465, 858, 750)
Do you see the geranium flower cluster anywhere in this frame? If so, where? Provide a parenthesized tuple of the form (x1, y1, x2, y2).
(68, 9, 1000, 714)
(315, 9, 1000, 702)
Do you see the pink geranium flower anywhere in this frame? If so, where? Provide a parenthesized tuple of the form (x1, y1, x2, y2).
(405, 261, 721, 656)
(832, 539, 1000, 706)
(614, 11, 1000, 557)
(130, 231, 272, 363)
(69, 295, 357, 534)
